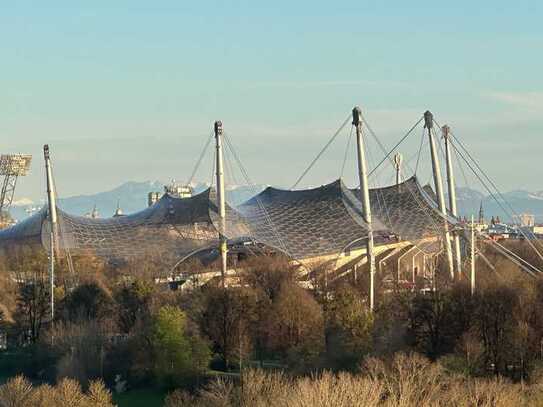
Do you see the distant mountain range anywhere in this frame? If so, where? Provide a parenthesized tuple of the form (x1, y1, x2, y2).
(9, 181, 267, 221)
(8, 181, 543, 223)
(453, 187, 543, 222)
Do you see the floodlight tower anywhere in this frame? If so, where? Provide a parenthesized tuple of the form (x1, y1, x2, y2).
(0, 154, 32, 218)
(214, 120, 227, 287)
(353, 106, 376, 311)
(442, 125, 462, 278)
(424, 111, 454, 279)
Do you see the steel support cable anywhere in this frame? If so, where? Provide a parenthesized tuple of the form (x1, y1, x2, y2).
(223, 133, 292, 257)
(414, 127, 426, 175)
(49, 162, 75, 275)
(433, 118, 543, 256)
(291, 114, 351, 189)
(452, 131, 543, 253)
(368, 116, 424, 178)
(365, 140, 393, 230)
(210, 147, 216, 187)
(493, 242, 541, 275)
(447, 135, 543, 261)
(362, 116, 399, 172)
(187, 131, 214, 186)
(453, 143, 471, 204)
(483, 237, 539, 276)
(221, 134, 268, 255)
(483, 236, 541, 274)
(223, 140, 240, 189)
(369, 140, 420, 183)
(367, 165, 444, 258)
(340, 125, 354, 178)
(453, 145, 543, 260)
(360, 115, 447, 246)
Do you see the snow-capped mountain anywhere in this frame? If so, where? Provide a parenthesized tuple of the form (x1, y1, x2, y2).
(9, 181, 267, 221)
(9, 181, 543, 224)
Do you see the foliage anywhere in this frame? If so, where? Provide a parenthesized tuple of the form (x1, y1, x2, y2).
(164, 353, 538, 406)
(115, 279, 154, 334)
(326, 284, 374, 369)
(62, 282, 114, 322)
(149, 305, 210, 388)
(0, 375, 114, 407)
(198, 286, 256, 370)
(15, 273, 50, 344)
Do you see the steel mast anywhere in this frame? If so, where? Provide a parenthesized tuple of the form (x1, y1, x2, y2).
(44, 145, 58, 320)
(214, 121, 227, 287)
(393, 152, 403, 186)
(353, 106, 376, 310)
(424, 111, 454, 279)
(470, 215, 476, 295)
(442, 125, 462, 278)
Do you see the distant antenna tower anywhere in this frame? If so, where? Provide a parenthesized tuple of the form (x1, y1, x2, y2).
(0, 154, 32, 214)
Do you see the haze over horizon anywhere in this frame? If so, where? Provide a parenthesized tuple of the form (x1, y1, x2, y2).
(2, 1, 542, 201)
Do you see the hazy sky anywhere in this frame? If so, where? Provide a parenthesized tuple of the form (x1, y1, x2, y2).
(1, 1, 542, 201)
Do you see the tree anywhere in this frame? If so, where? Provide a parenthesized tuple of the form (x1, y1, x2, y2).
(46, 319, 114, 386)
(62, 282, 113, 322)
(199, 286, 256, 370)
(149, 305, 210, 388)
(115, 279, 154, 333)
(15, 272, 49, 343)
(241, 256, 295, 301)
(266, 282, 324, 370)
(407, 286, 473, 359)
(240, 256, 295, 363)
(474, 285, 517, 375)
(326, 284, 373, 369)
(0, 375, 114, 407)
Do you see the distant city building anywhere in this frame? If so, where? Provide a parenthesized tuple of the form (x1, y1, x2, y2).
(164, 180, 192, 199)
(85, 205, 99, 219)
(113, 201, 125, 217)
(478, 201, 485, 224)
(148, 180, 192, 207)
(487, 222, 518, 240)
(148, 192, 161, 207)
(518, 213, 535, 227)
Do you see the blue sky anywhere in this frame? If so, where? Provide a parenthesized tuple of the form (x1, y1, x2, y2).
(1, 1, 542, 201)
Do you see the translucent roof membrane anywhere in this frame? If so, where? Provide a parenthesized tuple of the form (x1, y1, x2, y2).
(0, 177, 457, 267)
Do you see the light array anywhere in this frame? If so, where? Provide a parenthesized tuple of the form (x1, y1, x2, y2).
(0, 154, 32, 176)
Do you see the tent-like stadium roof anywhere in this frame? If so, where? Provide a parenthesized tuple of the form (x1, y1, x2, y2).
(0, 176, 456, 266)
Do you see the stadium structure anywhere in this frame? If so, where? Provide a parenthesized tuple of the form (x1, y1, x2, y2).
(0, 107, 540, 311)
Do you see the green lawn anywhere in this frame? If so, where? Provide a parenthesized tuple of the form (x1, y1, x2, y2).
(113, 388, 167, 407)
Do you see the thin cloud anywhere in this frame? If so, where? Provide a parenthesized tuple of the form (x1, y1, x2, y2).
(488, 91, 543, 112)
(245, 79, 411, 89)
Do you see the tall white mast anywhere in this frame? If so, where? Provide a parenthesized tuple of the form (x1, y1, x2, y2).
(44, 145, 57, 320)
(424, 111, 454, 280)
(353, 106, 376, 311)
(442, 125, 462, 278)
(214, 121, 227, 287)
(471, 215, 476, 295)
(393, 152, 403, 186)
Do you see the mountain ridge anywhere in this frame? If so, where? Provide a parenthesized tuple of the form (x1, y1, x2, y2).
(9, 180, 268, 221)
(8, 181, 543, 223)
